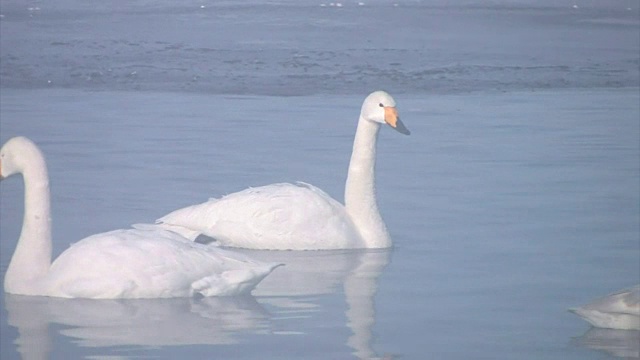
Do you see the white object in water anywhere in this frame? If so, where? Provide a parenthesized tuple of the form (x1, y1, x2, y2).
(154, 91, 410, 250)
(0, 136, 280, 299)
(570, 285, 640, 330)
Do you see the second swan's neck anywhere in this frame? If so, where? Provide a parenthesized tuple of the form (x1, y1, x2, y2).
(344, 117, 391, 248)
(4, 157, 52, 294)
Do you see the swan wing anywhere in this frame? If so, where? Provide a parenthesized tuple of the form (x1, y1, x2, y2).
(47, 229, 280, 299)
(582, 285, 640, 315)
(157, 183, 362, 250)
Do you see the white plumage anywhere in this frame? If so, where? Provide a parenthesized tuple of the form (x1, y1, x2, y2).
(155, 90, 410, 250)
(0, 136, 280, 299)
(156, 182, 362, 250)
(570, 285, 640, 330)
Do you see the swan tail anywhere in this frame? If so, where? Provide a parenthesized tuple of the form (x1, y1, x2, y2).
(569, 307, 607, 328)
(192, 263, 283, 296)
(569, 307, 640, 330)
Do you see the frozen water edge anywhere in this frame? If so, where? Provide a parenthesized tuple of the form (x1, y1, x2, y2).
(1, 0, 639, 96)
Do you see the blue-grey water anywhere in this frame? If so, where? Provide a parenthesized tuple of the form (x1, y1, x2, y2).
(1, 1, 639, 359)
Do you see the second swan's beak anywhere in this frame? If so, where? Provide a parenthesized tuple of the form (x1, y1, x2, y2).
(384, 107, 410, 135)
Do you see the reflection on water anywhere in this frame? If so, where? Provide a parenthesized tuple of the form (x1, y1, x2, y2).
(238, 248, 391, 359)
(344, 251, 391, 360)
(572, 328, 640, 359)
(4, 249, 391, 359)
(5, 295, 270, 359)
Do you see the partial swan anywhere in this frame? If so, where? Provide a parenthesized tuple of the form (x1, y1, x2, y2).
(0, 136, 280, 299)
(570, 285, 640, 330)
(154, 90, 410, 250)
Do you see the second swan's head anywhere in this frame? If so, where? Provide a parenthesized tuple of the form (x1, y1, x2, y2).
(0, 136, 47, 180)
(360, 91, 410, 135)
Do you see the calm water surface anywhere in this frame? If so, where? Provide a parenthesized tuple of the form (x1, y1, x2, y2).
(0, 88, 638, 359)
(1, 0, 639, 359)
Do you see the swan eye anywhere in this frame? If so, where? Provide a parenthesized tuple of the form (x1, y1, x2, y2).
(378, 103, 384, 107)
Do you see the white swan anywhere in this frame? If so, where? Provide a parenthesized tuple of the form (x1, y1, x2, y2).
(570, 285, 640, 330)
(153, 91, 410, 250)
(0, 136, 280, 299)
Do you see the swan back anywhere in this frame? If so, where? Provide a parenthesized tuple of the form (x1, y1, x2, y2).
(157, 182, 363, 250)
(46, 228, 280, 298)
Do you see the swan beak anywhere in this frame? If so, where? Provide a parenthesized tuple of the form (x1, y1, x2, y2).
(384, 107, 411, 135)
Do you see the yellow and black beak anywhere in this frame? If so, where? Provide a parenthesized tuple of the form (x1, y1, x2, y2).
(384, 107, 410, 135)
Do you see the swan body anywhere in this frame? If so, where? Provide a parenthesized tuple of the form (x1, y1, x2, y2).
(570, 285, 640, 330)
(0, 136, 280, 299)
(155, 91, 410, 250)
(156, 182, 362, 250)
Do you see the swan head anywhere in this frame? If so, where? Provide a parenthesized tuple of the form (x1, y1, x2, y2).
(360, 91, 410, 135)
(0, 136, 45, 180)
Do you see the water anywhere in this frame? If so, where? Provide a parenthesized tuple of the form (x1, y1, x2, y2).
(1, 0, 638, 95)
(1, 1, 639, 359)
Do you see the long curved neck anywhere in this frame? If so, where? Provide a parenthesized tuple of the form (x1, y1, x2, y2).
(4, 158, 52, 294)
(344, 117, 391, 248)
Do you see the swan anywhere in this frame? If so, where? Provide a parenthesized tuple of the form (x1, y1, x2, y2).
(570, 285, 640, 330)
(0, 136, 280, 299)
(152, 90, 410, 250)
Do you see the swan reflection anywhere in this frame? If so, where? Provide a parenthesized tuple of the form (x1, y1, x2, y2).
(5, 249, 391, 359)
(238, 248, 392, 359)
(5, 294, 270, 359)
(573, 328, 640, 359)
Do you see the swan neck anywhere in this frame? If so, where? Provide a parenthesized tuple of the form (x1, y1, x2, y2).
(344, 117, 391, 248)
(4, 159, 52, 293)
